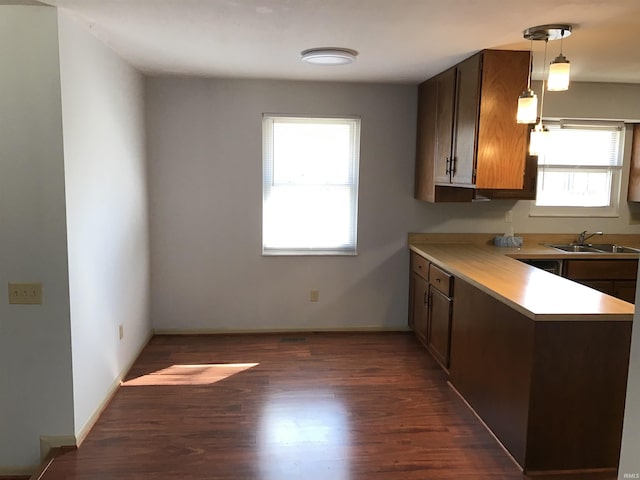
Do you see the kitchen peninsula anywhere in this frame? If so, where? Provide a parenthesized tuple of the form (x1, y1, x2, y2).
(408, 233, 636, 475)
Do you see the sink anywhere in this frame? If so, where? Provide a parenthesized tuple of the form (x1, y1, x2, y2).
(545, 243, 640, 254)
(589, 244, 640, 254)
(547, 244, 602, 253)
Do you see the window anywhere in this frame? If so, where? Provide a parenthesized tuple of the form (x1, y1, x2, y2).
(530, 121, 624, 217)
(262, 115, 360, 255)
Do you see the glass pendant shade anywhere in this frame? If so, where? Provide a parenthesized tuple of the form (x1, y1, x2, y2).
(548, 54, 570, 91)
(529, 123, 549, 156)
(516, 89, 538, 124)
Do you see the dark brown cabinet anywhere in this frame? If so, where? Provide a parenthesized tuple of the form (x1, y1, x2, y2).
(412, 275, 429, 344)
(450, 277, 631, 473)
(427, 286, 452, 368)
(563, 259, 638, 303)
(614, 280, 637, 303)
(409, 252, 454, 370)
(409, 252, 429, 344)
(427, 263, 453, 369)
(628, 124, 640, 201)
(433, 67, 457, 184)
(414, 49, 531, 202)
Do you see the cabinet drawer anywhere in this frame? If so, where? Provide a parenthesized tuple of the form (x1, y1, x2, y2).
(564, 259, 638, 280)
(411, 252, 430, 280)
(429, 264, 453, 296)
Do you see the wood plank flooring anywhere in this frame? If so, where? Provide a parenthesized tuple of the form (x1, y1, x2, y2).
(39, 333, 617, 480)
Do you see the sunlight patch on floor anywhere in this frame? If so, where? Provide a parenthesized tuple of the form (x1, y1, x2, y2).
(121, 363, 259, 386)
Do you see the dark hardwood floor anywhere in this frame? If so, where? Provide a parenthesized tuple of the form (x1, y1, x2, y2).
(39, 333, 617, 480)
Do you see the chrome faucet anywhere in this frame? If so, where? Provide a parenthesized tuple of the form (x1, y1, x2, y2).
(577, 230, 603, 245)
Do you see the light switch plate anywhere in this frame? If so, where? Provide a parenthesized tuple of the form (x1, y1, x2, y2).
(8, 283, 43, 305)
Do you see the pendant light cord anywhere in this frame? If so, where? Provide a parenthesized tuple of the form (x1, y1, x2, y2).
(539, 38, 549, 122)
(527, 39, 533, 90)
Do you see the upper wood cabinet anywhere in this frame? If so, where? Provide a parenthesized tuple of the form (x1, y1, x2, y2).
(415, 49, 531, 202)
(628, 124, 640, 202)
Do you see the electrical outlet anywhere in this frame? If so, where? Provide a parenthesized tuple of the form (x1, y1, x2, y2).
(310, 289, 319, 302)
(8, 283, 43, 305)
(119, 324, 124, 340)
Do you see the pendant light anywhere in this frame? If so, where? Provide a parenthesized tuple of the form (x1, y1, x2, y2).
(529, 39, 550, 156)
(516, 39, 538, 124)
(548, 28, 571, 91)
(519, 24, 573, 155)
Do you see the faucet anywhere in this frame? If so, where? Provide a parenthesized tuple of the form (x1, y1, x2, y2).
(577, 230, 603, 245)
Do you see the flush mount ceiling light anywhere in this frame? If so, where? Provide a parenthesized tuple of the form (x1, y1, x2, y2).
(300, 48, 358, 65)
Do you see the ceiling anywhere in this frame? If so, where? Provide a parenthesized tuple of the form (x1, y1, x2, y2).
(36, 0, 640, 84)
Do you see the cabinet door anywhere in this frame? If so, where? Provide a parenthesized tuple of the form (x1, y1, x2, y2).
(412, 273, 429, 345)
(428, 286, 453, 368)
(628, 124, 640, 202)
(434, 68, 456, 184)
(451, 53, 481, 186)
(414, 79, 438, 201)
(479, 155, 538, 200)
(614, 280, 637, 304)
(576, 280, 615, 297)
(475, 50, 530, 189)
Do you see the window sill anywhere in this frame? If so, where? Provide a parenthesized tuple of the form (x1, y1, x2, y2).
(262, 249, 358, 256)
(529, 205, 620, 218)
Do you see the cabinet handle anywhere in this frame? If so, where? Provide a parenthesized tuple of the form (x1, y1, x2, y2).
(445, 157, 450, 175)
(423, 291, 428, 306)
(450, 156, 457, 176)
(436, 278, 441, 283)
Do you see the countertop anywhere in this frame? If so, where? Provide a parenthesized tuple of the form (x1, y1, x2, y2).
(409, 234, 638, 322)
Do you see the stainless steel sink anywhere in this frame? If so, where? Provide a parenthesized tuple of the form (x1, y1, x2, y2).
(589, 244, 640, 253)
(546, 243, 640, 254)
(547, 244, 602, 253)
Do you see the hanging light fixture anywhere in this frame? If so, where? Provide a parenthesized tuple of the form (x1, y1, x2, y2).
(548, 27, 571, 91)
(529, 39, 550, 156)
(519, 24, 573, 155)
(516, 39, 538, 124)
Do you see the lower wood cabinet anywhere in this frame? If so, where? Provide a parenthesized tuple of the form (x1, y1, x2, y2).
(563, 259, 638, 303)
(411, 273, 429, 344)
(427, 263, 453, 369)
(427, 286, 452, 368)
(449, 277, 631, 473)
(409, 252, 453, 370)
(409, 252, 430, 344)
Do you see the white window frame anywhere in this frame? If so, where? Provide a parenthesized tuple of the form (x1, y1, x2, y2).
(262, 114, 361, 256)
(529, 120, 625, 218)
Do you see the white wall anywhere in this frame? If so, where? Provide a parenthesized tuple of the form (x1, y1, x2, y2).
(146, 78, 420, 331)
(0, 5, 74, 472)
(146, 78, 640, 333)
(57, 11, 151, 439)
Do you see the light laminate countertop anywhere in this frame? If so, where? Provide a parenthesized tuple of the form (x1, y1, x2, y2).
(409, 241, 636, 322)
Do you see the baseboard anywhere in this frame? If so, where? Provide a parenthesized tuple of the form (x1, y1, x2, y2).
(0, 466, 33, 477)
(38, 436, 76, 461)
(153, 326, 412, 335)
(73, 328, 154, 447)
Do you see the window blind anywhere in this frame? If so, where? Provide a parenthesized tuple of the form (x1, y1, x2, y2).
(262, 115, 360, 255)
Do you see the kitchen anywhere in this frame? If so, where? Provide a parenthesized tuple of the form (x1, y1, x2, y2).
(2, 1, 640, 478)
